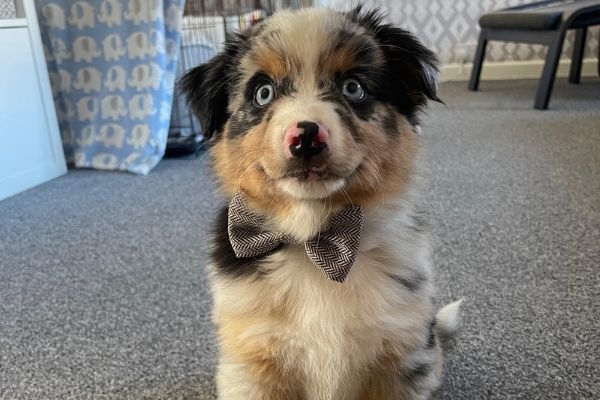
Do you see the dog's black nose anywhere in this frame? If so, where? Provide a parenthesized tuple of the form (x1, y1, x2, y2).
(289, 121, 327, 160)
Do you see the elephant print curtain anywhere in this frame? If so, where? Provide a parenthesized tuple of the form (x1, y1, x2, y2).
(37, 0, 185, 174)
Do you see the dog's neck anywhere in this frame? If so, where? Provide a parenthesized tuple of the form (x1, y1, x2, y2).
(239, 193, 412, 244)
(269, 200, 342, 242)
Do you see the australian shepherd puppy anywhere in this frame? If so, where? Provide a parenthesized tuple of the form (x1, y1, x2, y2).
(181, 6, 462, 400)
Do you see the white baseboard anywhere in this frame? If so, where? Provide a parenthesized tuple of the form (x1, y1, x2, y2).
(440, 58, 598, 82)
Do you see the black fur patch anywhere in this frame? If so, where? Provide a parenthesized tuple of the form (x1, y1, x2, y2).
(425, 320, 436, 349)
(388, 272, 426, 293)
(211, 205, 279, 279)
(404, 363, 433, 383)
(334, 106, 361, 142)
(226, 109, 265, 138)
(381, 106, 398, 135)
(279, 76, 295, 97)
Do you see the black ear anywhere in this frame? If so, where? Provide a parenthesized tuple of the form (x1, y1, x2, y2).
(178, 52, 230, 140)
(347, 8, 441, 116)
(375, 24, 441, 103)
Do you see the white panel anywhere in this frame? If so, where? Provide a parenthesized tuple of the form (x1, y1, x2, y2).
(0, 28, 53, 172)
(0, 9, 66, 200)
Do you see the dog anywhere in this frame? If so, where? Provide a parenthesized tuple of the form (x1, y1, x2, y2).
(181, 6, 462, 400)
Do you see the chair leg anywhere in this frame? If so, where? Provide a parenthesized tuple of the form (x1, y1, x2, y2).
(569, 28, 587, 84)
(468, 30, 488, 91)
(534, 34, 565, 110)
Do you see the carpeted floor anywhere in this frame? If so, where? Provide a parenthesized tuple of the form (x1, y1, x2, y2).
(1, 78, 599, 400)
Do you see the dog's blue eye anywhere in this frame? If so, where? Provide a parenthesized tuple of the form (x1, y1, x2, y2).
(342, 78, 365, 101)
(255, 83, 274, 106)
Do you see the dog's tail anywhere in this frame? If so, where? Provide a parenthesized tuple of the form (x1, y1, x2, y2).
(434, 298, 464, 348)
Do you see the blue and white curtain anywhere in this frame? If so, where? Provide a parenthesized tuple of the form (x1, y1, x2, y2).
(37, 0, 185, 175)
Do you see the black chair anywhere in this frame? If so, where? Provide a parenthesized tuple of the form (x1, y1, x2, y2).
(469, 0, 600, 109)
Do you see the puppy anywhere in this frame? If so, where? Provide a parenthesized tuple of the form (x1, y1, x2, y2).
(181, 7, 462, 400)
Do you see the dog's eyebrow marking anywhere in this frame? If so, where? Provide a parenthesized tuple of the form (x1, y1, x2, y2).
(324, 29, 381, 74)
(250, 43, 287, 78)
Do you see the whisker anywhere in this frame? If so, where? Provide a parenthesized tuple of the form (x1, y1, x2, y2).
(340, 187, 354, 206)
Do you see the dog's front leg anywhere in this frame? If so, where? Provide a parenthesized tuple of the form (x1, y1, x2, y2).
(216, 354, 300, 400)
(358, 349, 444, 400)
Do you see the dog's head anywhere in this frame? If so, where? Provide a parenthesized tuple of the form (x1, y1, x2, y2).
(181, 7, 438, 216)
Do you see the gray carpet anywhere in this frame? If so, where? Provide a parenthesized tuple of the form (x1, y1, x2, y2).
(1, 78, 599, 400)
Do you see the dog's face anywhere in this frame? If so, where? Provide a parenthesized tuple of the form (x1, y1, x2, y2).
(181, 7, 438, 212)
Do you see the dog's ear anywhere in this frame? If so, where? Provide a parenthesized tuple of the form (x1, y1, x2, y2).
(375, 24, 441, 104)
(178, 52, 230, 141)
(179, 29, 253, 140)
(347, 7, 441, 115)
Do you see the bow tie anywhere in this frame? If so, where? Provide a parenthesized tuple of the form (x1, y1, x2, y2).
(227, 193, 364, 283)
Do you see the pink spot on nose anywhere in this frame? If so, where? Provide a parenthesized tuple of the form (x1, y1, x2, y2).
(284, 121, 330, 159)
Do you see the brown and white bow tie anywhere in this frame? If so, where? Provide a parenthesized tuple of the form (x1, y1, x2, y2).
(227, 193, 363, 283)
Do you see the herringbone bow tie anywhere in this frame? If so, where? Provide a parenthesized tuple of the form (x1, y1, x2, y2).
(227, 193, 364, 283)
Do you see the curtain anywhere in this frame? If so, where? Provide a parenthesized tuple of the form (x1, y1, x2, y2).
(36, 0, 185, 175)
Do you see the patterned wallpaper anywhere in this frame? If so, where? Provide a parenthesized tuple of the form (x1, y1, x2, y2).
(318, 0, 599, 65)
(0, 0, 17, 19)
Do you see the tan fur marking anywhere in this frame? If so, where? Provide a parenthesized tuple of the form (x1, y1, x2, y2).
(211, 122, 293, 218)
(331, 116, 419, 208)
(323, 35, 381, 74)
(325, 45, 359, 73)
(251, 43, 288, 78)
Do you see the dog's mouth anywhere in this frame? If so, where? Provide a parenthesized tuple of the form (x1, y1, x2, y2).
(282, 166, 331, 182)
(257, 161, 357, 200)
